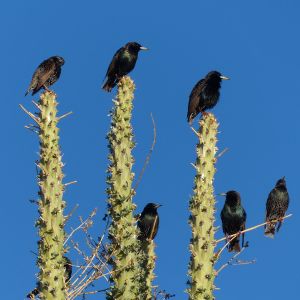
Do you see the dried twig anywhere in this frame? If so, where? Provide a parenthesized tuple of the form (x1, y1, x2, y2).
(64, 209, 97, 246)
(133, 113, 157, 192)
(216, 214, 292, 244)
(215, 246, 256, 275)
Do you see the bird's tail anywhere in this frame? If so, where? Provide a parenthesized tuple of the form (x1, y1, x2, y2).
(102, 77, 116, 92)
(229, 237, 241, 252)
(264, 222, 275, 238)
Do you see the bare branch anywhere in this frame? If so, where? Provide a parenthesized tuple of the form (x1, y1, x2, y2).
(133, 113, 157, 192)
(215, 214, 292, 244)
(215, 246, 256, 276)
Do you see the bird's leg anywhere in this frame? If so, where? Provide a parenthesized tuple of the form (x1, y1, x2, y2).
(225, 234, 231, 248)
(201, 111, 208, 117)
(43, 85, 51, 92)
(241, 231, 245, 248)
(276, 220, 282, 232)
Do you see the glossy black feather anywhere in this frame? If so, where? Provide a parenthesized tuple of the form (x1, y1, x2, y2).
(137, 203, 160, 241)
(25, 56, 65, 96)
(102, 42, 147, 92)
(187, 70, 228, 123)
(27, 256, 72, 299)
(265, 177, 289, 238)
(220, 191, 247, 252)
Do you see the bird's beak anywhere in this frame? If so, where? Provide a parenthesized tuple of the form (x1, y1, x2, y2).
(220, 75, 230, 80)
(140, 46, 149, 50)
(217, 193, 227, 197)
(155, 204, 162, 208)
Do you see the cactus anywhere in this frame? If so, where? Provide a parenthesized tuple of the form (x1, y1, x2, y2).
(22, 91, 67, 300)
(188, 113, 219, 300)
(106, 76, 141, 300)
(139, 241, 157, 299)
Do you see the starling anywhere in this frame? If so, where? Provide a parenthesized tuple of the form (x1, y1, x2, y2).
(25, 56, 65, 96)
(26, 256, 72, 299)
(102, 42, 148, 92)
(265, 177, 289, 238)
(137, 203, 161, 241)
(187, 70, 229, 124)
(220, 191, 247, 252)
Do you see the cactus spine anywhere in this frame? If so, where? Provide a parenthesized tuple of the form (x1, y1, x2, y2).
(106, 76, 141, 300)
(188, 113, 219, 300)
(36, 91, 67, 300)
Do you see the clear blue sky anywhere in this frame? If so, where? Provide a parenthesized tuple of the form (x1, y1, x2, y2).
(1, 0, 299, 299)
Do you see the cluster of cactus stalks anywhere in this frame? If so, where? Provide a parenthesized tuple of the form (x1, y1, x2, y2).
(188, 113, 219, 300)
(23, 78, 220, 300)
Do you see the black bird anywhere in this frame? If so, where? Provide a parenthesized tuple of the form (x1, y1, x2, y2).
(137, 203, 161, 241)
(25, 56, 65, 96)
(265, 177, 289, 238)
(187, 70, 229, 124)
(220, 191, 247, 252)
(27, 256, 72, 299)
(102, 42, 148, 92)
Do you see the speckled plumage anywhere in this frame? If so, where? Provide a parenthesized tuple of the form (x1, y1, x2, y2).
(265, 177, 289, 238)
(221, 191, 247, 252)
(25, 56, 65, 96)
(137, 203, 161, 241)
(102, 42, 148, 92)
(187, 70, 229, 124)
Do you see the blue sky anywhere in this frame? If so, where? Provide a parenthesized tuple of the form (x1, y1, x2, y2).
(1, 0, 299, 299)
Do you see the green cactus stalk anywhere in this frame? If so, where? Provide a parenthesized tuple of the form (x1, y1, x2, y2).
(188, 113, 219, 300)
(34, 91, 67, 300)
(139, 240, 156, 299)
(106, 76, 141, 300)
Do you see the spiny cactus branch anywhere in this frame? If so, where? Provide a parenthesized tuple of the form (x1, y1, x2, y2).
(139, 240, 157, 299)
(21, 91, 68, 300)
(188, 113, 219, 300)
(106, 76, 141, 300)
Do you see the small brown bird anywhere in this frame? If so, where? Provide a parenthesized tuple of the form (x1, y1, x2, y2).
(265, 177, 289, 238)
(25, 56, 65, 96)
(102, 42, 148, 92)
(187, 70, 229, 124)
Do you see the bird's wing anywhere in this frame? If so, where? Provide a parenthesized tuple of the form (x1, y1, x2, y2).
(187, 79, 205, 121)
(105, 47, 123, 78)
(265, 189, 276, 219)
(149, 215, 159, 240)
(34, 60, 57, 91)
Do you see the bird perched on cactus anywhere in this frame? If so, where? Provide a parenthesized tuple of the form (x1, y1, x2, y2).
(102, 42, 148, 92)
(25, 56, 65, 96)
(187, 70, 229, 124)
(137, 203, 161, 241)
(220, 191, 247, 252)
(265, 177, 289, 238)
(26, 256, 72, 299)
